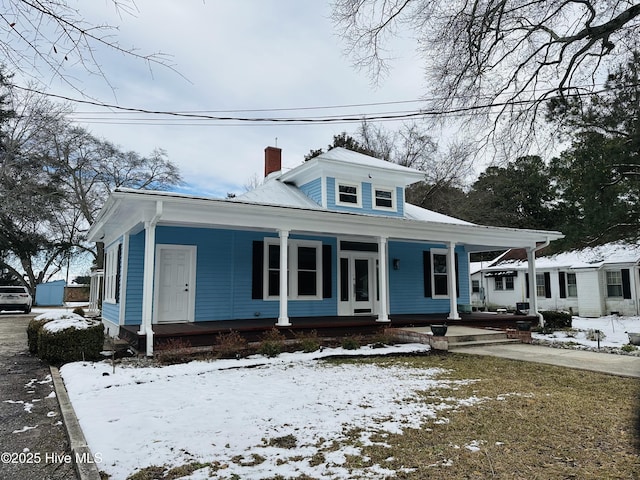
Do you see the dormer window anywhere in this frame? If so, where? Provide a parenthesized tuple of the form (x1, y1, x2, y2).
(337, 182, 361, 207)
(374, 187, 395, 210)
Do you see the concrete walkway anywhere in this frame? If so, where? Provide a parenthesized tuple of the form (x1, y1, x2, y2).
(451, 342, 640, 378)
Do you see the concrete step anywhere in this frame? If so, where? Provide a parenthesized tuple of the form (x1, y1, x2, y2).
(446, 331, 510, 345)
(449, 338, 521, 350)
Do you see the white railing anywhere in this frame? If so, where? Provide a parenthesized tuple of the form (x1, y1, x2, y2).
(88, 269, 104, 315)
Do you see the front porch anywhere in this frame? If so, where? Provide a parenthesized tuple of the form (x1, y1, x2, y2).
(119, 312, 539, 354)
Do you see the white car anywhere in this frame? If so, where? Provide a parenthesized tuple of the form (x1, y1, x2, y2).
(0, 286, 33, 313)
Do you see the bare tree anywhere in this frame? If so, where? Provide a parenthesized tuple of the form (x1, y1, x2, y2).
(0, 0, 176, 93)
(333, 0, 640, 152)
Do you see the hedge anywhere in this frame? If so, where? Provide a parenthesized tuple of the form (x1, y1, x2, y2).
(541, 310, 572, 330)
(33, 313, 104, 365)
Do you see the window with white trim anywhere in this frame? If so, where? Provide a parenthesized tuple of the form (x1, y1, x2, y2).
(606, 271, 623, 297)
(336, 182, 360, 207)
(373, 187, 395, 210)
(264, 239, 322, 300)
(104, 243, 121, 303)
(494, 277, 504, 291)
(431, 249, 449, 297)
(536, 273, 546, 297)
(566, 273, 577, 297)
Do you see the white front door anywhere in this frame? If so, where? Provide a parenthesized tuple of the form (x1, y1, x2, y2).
(339, 254, 377, 315)
(155, 245, 196, 323)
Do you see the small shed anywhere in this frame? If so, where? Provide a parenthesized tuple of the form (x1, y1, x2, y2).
(35, 280, 66, 306)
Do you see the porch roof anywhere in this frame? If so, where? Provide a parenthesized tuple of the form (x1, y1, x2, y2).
(88, 188, 563, 251)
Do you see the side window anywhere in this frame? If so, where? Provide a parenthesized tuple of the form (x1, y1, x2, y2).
(432, 251, 448, 297)
(373, 187, 394, 210)
(336, 182, 360, 207)
(104, 243, 121, 303)
(495, 277, 504, 291)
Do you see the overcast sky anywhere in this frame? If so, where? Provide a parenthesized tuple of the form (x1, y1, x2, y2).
(27, 1, 430, 198)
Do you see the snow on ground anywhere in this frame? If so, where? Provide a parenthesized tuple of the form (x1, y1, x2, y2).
(533, 315, 640, 353)
(60, 344, 509, 480)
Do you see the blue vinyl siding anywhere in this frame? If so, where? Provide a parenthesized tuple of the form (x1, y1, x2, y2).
(388, 241, 469, 314)
(102, 301, 120, 324)
(300, 178, 322, 206)
(125, 227, 339, 322)
(124, 231, 144, 325)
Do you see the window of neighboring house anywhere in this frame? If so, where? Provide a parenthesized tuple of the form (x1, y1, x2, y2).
(373, 187, 394, 210)
(567, 273, 578, 297)
(495, 277, 504, 291)
(264, 239, 322, 300)
(606, 271, 623, 297)
(505, 276, 514, 290)
(432, 250, 449, 297)
(472, 280, 480, 293)
(337, 182, 360, 206)
(536, 273, 546, 297)
(104, 244, 121, 303)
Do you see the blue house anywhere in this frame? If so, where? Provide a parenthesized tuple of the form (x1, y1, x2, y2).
(87, 147, 563, 354)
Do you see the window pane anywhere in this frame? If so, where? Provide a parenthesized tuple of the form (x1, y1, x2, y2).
(567, 273, 577, 297)
(268, 244, 280, 269)
(434, 276, 448, 296)
(298, 271, 317, 296)
(268, 270, 280, 296)
(298, 247, 316, 271)
(606, 271, 623, 297)
(338, 184, 358, 203)
(375, 189, 393, 208)
(433, 254, 447, 274)
(472, 280, 480, 293)
(495, 277, 503, 290)
(505, 276, 514, 290)
(340, 258, 349, 301)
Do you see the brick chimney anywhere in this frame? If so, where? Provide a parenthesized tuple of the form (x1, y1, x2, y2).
(264, 146, 282, 177)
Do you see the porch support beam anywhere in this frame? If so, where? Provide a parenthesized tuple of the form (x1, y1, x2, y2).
(277, 229, 291, 326)
(527, 247, 542, 327)
(377, 236, 390, 323)
(140, 201, 162, 356)
(447, 242, 460, 320)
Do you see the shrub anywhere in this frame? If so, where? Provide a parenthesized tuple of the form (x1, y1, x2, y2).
(37, 315, 104, 365)
(72, 306, 86, 317)
(293, 330, 321, 353)
(586, 329, 606, 342)
(214, 330, 248, 359)
(621, 344, 637, 353)
(155, 338, 193, 364)
(341, 335, 362, 350)
(541, 311, 572, 330)
(257, 328, 285, 358)
(27, 316, 54, 355)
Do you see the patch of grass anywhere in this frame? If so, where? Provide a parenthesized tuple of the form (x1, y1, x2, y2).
(231, 453, 266, 466)
(126, 465, 166, 480)
(329, 354, 640, 479)
(266, 434, 298, 449)
(126, 462, 210, 480)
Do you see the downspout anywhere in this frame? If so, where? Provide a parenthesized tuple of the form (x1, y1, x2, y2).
(530, 237, 551, 327)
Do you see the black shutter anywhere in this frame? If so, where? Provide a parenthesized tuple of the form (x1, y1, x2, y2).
(455, 253, 460, 298)
(525, 273, 529, 298)
(252, 241, 264, 299)
(622, 269, 632, 299)
(544, 272, 552, 298)
(423, 251, 431, 297)
(115, 244, 122, 303)
(322, 245, 332, 298)
(558, 272, 567, 299)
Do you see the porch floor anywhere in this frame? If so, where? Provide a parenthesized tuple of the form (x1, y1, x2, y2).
(119, 312, 539, 353)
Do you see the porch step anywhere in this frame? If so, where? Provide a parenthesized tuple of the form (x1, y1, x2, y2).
(446, 331, 512, 345)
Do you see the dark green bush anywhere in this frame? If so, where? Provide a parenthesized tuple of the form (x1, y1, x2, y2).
(341, 335, 362, 350)
(27, 317, 54, 355)
(541, 311, 572, 330)
(257, 328, 285, 358)
(72, 306, 86, 317)
(37, 320, 104, 365)
(293, 329, 321, 353)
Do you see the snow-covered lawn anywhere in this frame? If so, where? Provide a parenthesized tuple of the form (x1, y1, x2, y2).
(60, 343, 518, 480)
(533, 315, 640, 354)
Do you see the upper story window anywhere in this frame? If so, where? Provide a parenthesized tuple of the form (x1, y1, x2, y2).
(337, 182, 361, 207)
(373, 187, 395, 210)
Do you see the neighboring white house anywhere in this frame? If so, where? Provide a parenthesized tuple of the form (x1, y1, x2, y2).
(470, 242, 640, 317)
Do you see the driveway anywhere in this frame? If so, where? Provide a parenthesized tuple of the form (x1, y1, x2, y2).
(0, 313, 76, 480)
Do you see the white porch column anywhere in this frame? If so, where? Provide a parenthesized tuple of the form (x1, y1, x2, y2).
(377, 236, 390, 323)
(527, 247, 543, 327)
(447, 242, 460, 320)
(140, 220, 157, 356)
(277, 229, 291, 326)
(140, 201, 162, 356)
